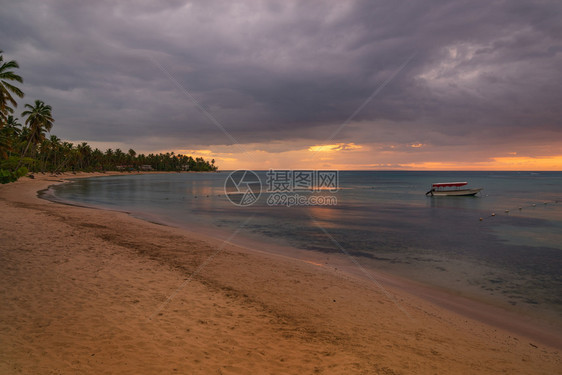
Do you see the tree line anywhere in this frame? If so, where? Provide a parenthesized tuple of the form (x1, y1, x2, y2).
(0, 50, 217, 183)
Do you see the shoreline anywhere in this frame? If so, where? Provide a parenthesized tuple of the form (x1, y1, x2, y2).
(44, 172, 562, 347)
(1, 172, 560, 374)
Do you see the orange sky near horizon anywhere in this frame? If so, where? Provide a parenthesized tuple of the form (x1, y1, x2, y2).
(173, 142, 562, 171)
(73, 139, 562, 171)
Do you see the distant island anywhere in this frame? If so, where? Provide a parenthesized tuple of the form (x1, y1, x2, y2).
(0, 50, 217, 183)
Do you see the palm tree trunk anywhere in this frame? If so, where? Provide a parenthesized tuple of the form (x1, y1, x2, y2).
(15, 128, 36, 171)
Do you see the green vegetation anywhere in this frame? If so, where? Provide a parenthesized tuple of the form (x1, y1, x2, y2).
(0, 50, 24, 125)
(0, 50, 217, 183)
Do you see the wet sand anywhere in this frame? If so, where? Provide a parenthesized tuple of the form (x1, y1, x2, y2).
(0, 173, 560, 374)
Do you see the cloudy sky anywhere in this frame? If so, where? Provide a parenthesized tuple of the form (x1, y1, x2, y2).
(2, 0, 561, 170)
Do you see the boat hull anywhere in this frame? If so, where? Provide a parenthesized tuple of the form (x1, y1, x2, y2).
(430, 188, 482, 196)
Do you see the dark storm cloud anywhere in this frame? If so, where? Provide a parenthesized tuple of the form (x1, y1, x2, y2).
(1, 0, 561, 151)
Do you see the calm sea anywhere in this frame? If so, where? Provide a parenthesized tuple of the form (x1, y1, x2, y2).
(48, 171, 562, 322)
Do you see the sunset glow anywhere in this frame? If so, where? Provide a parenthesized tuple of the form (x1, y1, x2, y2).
(174, 143, 562, 171)
(4, 1, 560, 172)
(307, 143, 363, 153)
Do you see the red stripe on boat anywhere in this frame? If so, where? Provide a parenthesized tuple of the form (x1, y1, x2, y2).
(432, 182, 468, 188)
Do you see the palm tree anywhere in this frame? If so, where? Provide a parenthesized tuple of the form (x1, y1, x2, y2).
(48, 134, 61, 171)
(53, 141, 73, 173)
(17, 100, 54, 170)
(4, 115, 22, 134)
(0, 51, 24, 127)
(0, 115, 22, 159)
(114, 148, 125, 167)
(0, 131, 10, 159)
(76, 142, 92, 170)
(92, 148, 104, 171)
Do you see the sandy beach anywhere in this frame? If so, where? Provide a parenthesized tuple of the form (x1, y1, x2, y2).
(0, 173, 560, 374)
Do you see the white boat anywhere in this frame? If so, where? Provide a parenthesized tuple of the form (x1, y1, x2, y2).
(425, 182, 482, 196)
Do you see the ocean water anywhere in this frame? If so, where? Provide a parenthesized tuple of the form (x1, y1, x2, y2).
(48, 171, 562, 322)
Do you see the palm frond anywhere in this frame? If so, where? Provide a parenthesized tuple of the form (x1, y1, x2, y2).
(1, 81, 24, 98)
